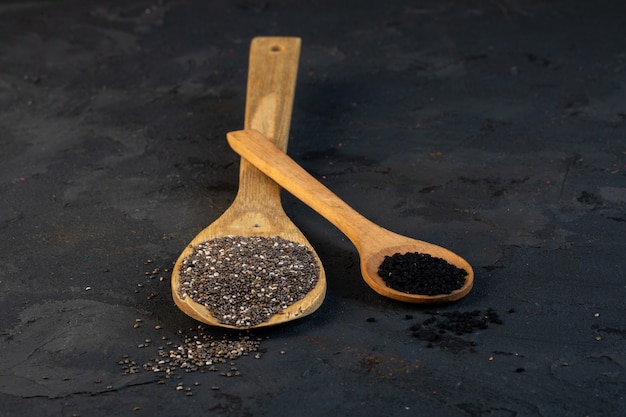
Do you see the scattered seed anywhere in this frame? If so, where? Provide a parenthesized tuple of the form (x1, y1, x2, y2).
(117, 323, 262, 379)
(409, 308, 505, 352)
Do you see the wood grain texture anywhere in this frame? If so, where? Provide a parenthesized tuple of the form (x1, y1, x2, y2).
(171, 37, 326, 328)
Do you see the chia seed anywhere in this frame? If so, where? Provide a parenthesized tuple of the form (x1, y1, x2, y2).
(378, 252, 467, 295)
(153, 330, 260, 373)
(119, 323, 262, 378)
(177, 236, 320, 327)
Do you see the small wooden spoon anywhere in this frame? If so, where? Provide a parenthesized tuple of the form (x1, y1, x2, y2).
(171, 37, 326, 328)
(227, 129, 474, 303)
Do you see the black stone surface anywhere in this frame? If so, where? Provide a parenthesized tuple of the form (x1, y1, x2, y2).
(1, 1, 625, 416)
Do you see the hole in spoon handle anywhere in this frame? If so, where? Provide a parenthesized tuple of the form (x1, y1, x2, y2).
(238, 37, 302, 201)
(245, 37, 301, 151)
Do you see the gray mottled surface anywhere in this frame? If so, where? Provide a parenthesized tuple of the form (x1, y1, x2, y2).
(1, 1, 625, 416)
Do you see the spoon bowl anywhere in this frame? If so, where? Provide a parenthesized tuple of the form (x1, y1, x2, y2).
(227, 129, 474, 304)
(171, 37, 326, 328)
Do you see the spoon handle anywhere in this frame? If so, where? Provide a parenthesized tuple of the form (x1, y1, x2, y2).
(228, 129, 379, 251)
(245, 37, 300, 150)
(236, 37, 301, 203)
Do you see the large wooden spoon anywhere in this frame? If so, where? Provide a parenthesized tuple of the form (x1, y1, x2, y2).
(227, 129, 474, 303)
(171, 37, 326, 328)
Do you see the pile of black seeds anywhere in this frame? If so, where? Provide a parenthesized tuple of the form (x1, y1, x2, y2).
(410, 309, 504, 352)
(178, 236, 320, 327)
(378, 252, 467, 295)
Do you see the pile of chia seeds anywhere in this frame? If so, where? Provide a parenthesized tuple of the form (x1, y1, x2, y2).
(378, 252, 467, 295)
(153, 330, 259, 374)
(178, 236, 320, 327)
(118, 324, 263, 395)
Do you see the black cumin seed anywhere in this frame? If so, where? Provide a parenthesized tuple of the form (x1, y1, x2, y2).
(409, 309, 504, 352)
(378, 252, 467, 295)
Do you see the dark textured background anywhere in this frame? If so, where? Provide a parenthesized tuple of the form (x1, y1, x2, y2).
(1, 1, 625, 416)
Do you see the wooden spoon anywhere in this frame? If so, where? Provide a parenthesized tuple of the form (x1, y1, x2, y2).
(171, 37, 326, 328)
(227, 129, 474, 303)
